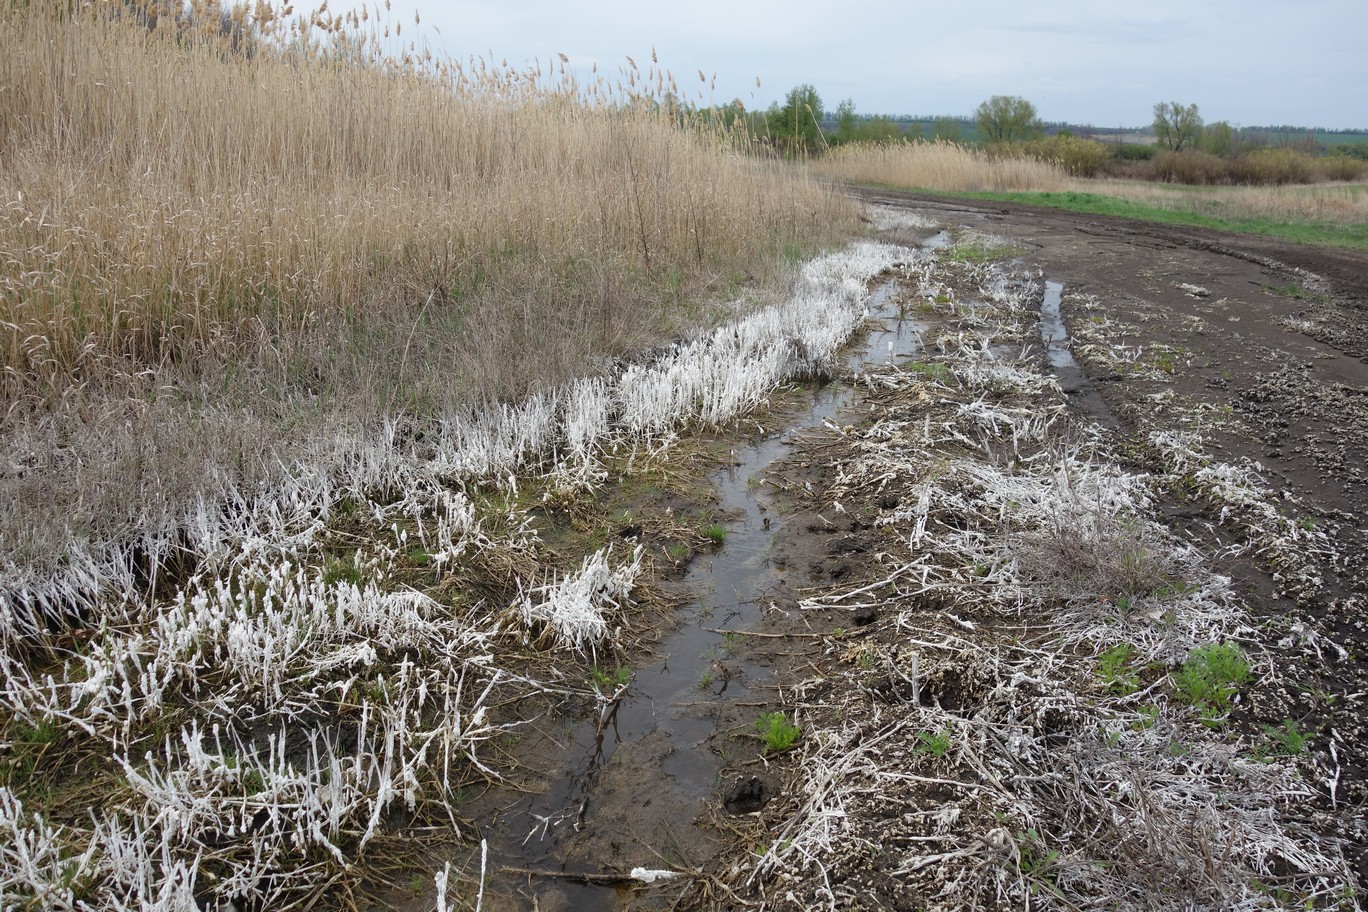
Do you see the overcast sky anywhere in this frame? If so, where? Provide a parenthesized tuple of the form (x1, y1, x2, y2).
(373, 0, 1365, 130)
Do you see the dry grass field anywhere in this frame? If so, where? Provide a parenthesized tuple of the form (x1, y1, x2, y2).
(814, 139, 1069, 192)
(1, 4, 848, 409)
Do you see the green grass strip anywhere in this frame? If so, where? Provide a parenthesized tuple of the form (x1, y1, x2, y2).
(890, 187, 1368, 250)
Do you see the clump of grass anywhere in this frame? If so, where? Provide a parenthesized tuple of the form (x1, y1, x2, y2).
(1013, 502, 1186, 613)
(1263, 284, 1334, 306)
(906, 361, 954, 384)
(1173, 642, 1251, 723)
(702, 523, 728, 546)
(943, 239, 1027, 264)
(755, 712, 801, 753)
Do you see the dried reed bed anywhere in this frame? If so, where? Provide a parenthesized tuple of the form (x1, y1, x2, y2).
(0, 3, 851, 407)
(814, 140, 1069, 193)
(1064, 178, 1368, 225)
(0, 3, 853, 607)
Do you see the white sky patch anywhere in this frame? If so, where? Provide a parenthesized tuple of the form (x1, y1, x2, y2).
(378, 0, 1365, 128)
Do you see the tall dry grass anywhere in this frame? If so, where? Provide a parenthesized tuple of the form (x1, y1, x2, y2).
(1064, 178, 1368, 225)
(0, 2, 853, 581)
(814, 140, 1069, 193)
(0, 3, 851, 410)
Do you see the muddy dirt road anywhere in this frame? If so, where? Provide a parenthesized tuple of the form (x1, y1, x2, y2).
(429, 192, 1368, 911)
(718, 188, 1368, 910)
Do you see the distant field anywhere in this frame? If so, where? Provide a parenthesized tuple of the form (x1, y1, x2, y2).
(815, 137, 1368, 249)
(945, 182, 1368, 250)
(1258, 131, 1368, 146)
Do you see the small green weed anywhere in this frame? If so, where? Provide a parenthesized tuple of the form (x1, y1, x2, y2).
(1260, 719, 1308, 758)
(1097, 644, 1140, 696)
(703, 523, 727, 545)
(914, 728, 953, 758)
(1174, 642, 1251, 724)
(323, 554, 362, 587)
(666, 542, 690, 561)
(407, 547, 431, 567)
(1015, 828, 1062, 886)
(755, 712, 801, 753)
(906, 360, 953, 384)
(591, 665, 631, 693)
(1153, 350, 1178, 374)
(16, 718, 58, 745)
(1130, 704, 1160, 731)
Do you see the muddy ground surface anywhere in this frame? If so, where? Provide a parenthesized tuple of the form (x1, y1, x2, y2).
(411, 192, 1368, 911)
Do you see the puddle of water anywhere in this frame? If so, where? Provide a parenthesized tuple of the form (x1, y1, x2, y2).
(1040, 280, 1077, 370)
(847, 281, 932, 372)
(1038, 279, 1116, 425)
(494, 365, 860, 912)
(922, 230, 952, 250)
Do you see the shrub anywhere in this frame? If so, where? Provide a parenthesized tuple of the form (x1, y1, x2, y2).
(1228, 148, 1313, 185)
(1313, 153, 1368, 182)
(1152, 149, 1228, 185)
(1025, 134, 1112, 177)
(1117, 143, 1157, 161)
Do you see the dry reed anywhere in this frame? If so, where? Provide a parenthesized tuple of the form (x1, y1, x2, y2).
(0, 2, 851, 409)
(0, 2, 854, 590)
(813, 140, 1069, 193)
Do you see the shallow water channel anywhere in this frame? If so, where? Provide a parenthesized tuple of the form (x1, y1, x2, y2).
(465, 259, 940, 910)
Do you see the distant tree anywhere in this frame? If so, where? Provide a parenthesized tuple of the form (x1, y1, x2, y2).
(833, 98, 857, 143)
(932, 116, 963, 143)
(1153, 101, 1203, 152)
(1198, 120, 1236, 157)
(764, 84, 825, 155)
(853, 115, 901, 143)
(974, 95, 1043, 143)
